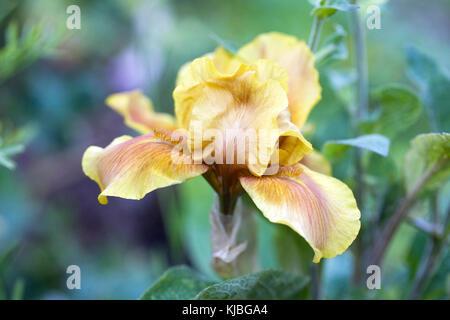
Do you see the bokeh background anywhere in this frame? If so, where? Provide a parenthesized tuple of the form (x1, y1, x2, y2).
(0, 0, 449, 299)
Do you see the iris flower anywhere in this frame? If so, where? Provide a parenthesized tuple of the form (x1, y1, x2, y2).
(82, 33, 360, 263)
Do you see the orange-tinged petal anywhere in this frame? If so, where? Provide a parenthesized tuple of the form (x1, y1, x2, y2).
(175, 47, 242, 87)
(174, 57, 307, 176)
(237, 32, 322, 128)
(82, 133, 208, 204)
(240, 163, 360, 262)
(106, 90, 176, 134)
(277, 109, 313, 166)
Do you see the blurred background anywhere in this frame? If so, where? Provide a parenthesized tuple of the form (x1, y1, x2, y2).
(0, 0, 449, 299)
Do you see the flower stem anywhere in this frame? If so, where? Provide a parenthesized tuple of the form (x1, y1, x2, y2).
(350, 0, 369, 285)
(308, 16, 324, 53)
(370, 161, 443, 266)
(311, 263, 323, 299)
(408, 197, 449, 299)
(351, 1, 369, 121)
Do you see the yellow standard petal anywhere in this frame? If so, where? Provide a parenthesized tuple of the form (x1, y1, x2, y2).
(106, 90, 176, 134)
(174, 57, 311, 176)
(237, 32, 322, 128)
(240, 163, 360, 262)
(82, 133, 209, 204)
(277, 109, 313, 166)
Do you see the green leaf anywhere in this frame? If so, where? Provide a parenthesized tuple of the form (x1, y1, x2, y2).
(315, 24, 348, 66)
(140, 266, 215, 300)
(209, 33, 238, 55)
(311, 0, 359, 18)
(1, 144, 25, 157)
(0, 0, 17, 23)
(178, 178, 215, 277)
(0, 22, 66, 84)
(195, 270, 309, 300)
(324, 134, 390, 157)
(12, 279, 25, 300)
(362, 85, 423, 138)
(274, 225, 313, 277)
(406, 47, 450, 131)
(327, 70, 357, 115)
(0, 241, 20, 274)
(404, 133, 450, 194)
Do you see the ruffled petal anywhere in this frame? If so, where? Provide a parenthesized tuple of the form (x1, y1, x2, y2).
(277, 109, 313, 166)
(82, 133, 208, 204)
(174, 57, 310, 176)
(237, 32, 322, 128)
(106, 90, 176, 134)
(240, 163, 360, 262)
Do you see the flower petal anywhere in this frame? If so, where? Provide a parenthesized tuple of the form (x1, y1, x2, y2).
(277, 109, 313, 166)
(300, 150, 332, 176)
(175, 47, 242, 87)
(240, 163, 360, 262)
(106, 90, 176, 134)
(237, 32, 322, 128)
(82, 133, 208, 204)
(174, 57, 308, 176)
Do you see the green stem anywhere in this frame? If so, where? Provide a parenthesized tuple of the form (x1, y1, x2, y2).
(311, 263, 323, 299)
(308, 16, 324, 53)
(408, 197, 449, 299)
(370, 161, 443, 266)
(350, 0, 369, 285)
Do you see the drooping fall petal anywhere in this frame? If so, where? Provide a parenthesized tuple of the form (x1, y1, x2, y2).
(106, 90, 176, 134)
(82, 133, 208, 204)
(174, 57, 312, 176)
(239, 163, 360, 262)
(237, 32, 322, 128)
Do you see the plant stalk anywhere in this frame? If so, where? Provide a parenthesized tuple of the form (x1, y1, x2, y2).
(350, 0, 369, 285)
(370, 161, 442, 266)
(408, 198, 449, 299)
(308, 16, 324, 53)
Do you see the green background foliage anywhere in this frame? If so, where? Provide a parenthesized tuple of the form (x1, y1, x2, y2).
(0, 0, 448, 300)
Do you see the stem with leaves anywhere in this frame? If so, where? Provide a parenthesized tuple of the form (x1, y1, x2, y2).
(370, 161, 443, 266)
(350, 0, 369, 284)
(306, 1, 330, 298)
(308, 17, 325, 53)
(408, 196, 449, 299)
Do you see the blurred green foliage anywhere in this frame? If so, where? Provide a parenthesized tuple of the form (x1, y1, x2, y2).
(0, 0, 448, 300)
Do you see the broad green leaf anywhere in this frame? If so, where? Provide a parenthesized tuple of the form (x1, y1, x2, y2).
(274, 225, 313, 277)
(140, 266, 215, 300)
(362, 85, 423, 138)
(195, 270, 309, 300)
(406, 47, 450, 131)
(323, 134, 390, 158)
(311, 0, 359, 18)
(404, 133, 450, 194)
(315, 24, 348, 66)
(178, 178, 215, 277)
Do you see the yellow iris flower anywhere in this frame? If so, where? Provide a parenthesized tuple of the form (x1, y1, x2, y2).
(82, 32, 360, 263)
